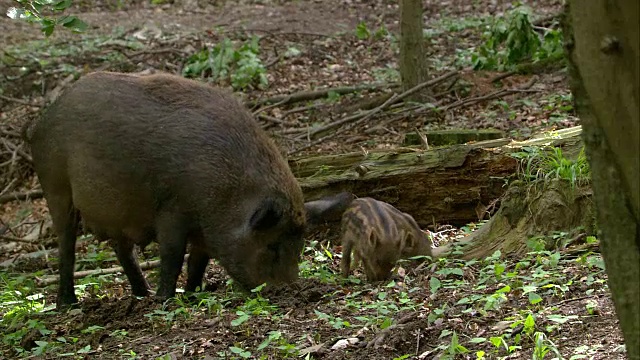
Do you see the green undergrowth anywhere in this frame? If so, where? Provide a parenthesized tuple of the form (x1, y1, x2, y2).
(510, 144, 590, 188)
(0, 230, 615, 359)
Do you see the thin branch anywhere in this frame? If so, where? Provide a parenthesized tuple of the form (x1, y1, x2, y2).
(257, 114, 297, 127)
(287, 93, 400, 156)
(439, 75, 539, 113)
(246, 82, 398, 108)
(0, 190, 43, 205)
(252, 98, 290, 116)
(297, 71, 458, 141)
(0, 234, 38, 244)
(36, 255, 190, 286)
(0, 94, 37, 106)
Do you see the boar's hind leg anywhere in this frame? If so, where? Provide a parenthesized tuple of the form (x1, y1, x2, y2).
(154, 214, 189, 301)
(185, 246, 210, 292)
(47, 193, 80, 308)
(111, 237, 151, 297)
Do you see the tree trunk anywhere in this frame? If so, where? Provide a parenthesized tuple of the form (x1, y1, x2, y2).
(565, 1, 639, 358)
(290, 126, 584, 227)
(399, 0, 429, 102)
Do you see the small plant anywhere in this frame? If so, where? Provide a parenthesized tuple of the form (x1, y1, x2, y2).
(510, 145, 590, 185)
(355, 22, 370, 40)
(472, 5, 564, 71)
(7, 0, 87, 36)
(183, 36, 268, 90)
(532, 332, 563, 360)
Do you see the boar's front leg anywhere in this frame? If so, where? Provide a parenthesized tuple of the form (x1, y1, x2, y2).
(111, 237, 151, 297)
(47, 193, 80, 309)
(185, 245, 210, 292)
(154, 213, 189, 301)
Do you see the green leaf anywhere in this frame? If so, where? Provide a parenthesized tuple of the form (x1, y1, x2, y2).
(77, 345, 92, 354)
(524, 314, 536, 333)
(429, 277, 441, 294)
(230, 311, 249, 326)
(470, 337, 487, 343)
(41, 19, 55, 37)
(528, 292, 543, 305)
(355, 22, 370, 40)
(54, 0, 72, 11)
(59, 15, 87, 32)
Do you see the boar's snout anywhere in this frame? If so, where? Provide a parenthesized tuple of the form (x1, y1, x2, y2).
(215, 196, 306, 291)
(221, 233, 304, 291)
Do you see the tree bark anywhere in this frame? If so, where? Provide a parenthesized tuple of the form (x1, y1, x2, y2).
(565, 1, 639, 358)
(290, 127, 584, 227)
(399, 0, 430, 101)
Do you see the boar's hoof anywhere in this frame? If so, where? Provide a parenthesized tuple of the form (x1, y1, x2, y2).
(153, 287, 176, 303)
(56, 294, 79, 310)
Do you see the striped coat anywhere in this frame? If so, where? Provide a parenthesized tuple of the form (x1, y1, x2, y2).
(339, 197, 445, 281)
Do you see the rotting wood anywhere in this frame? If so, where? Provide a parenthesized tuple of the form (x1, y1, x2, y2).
(290, 126, 584, 227)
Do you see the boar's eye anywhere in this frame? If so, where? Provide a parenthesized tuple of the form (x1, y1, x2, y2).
(250, 198, 284, 231)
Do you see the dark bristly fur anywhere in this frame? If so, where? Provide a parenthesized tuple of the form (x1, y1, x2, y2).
(24, 71, 353, 309)
(340, 197, 449, 281)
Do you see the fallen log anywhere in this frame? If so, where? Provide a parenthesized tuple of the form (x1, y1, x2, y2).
(290, 126, 584, 227)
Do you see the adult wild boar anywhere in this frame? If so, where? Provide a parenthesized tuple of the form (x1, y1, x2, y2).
(25, 71, 352, 309)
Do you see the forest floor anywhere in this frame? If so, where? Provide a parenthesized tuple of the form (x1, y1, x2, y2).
(0, 0, 627, 359)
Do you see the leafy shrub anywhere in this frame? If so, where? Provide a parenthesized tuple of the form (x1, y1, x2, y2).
(182, 36, 268, 91)
(7, 0, 87, 36)
(472, 6, 564, 70)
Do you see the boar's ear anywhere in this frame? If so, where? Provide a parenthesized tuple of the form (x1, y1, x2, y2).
(250, 198, 284, 231)
(304, 192, 354, 227)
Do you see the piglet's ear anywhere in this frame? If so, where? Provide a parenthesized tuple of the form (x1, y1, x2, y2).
(250, 198, 284, 231)
(304, 192, 354, 227)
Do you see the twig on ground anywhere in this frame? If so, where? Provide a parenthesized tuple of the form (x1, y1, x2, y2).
(0, 235, 96, 268)
(36, 255, 189, 286)
(288, 71, 459, 155)
(0, 178, 18, 198)
(288, 93, 399, 155)
(366, 313, 416, 348)
(252, 98, 290, 116)
(264, 53, 284, 68)
(0, 94, 37, 106)
(1, 138, 32, 163)
(282, 103, 327, 117)
(0, 234, 38, 244)
(0, 190, 43, 205)
(258, 114, 297, 127)
(491, 71, 517, 83)
(439, 75, 539, 113)
(246, 82, 397, 108)
(126, 48, 189, 58)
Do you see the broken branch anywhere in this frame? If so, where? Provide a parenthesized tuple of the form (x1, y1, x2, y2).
(246, 82, 398, 108)
(36, 259, 162, 286)
(0, 190, 44, 205)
